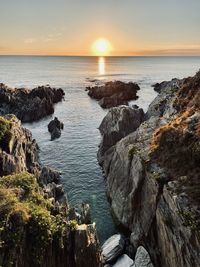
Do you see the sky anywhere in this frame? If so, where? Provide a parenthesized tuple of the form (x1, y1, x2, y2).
(0, 0, 200, 56)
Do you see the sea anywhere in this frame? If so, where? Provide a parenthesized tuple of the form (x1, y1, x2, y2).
(0, 55, 200, 242)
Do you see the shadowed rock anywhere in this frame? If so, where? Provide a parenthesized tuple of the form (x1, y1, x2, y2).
(98, 106, 144, 165)
(0, 83, 65, 122)
(86, 81, 140, 108)
(48, 117, 64, 140)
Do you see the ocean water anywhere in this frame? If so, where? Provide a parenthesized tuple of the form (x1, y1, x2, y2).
(0, 56, 200, 242)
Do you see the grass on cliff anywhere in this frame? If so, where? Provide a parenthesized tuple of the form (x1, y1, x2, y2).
(0, 172, 77, 266)
(149, 71, 200, 230)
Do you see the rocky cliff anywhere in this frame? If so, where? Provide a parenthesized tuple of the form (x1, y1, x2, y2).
(0, 115, 101, 267)
(99, 71, 200, 267)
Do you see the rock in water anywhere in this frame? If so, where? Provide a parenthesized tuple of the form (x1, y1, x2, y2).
(0, 83, 65, 122)
(113, 254, 134, 267)
(101, 234, 125, 263)
(134, 246, 154, 267)
(86, 81, 140, 108)
(98, 106, 144, 164)
(48, 117, 64, 140)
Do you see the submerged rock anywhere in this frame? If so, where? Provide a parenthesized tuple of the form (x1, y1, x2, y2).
(101, 234, 125, 263)
(86, 81, 140, 108)
(112, 254, 134, 267)
(0, 83, 65, 122)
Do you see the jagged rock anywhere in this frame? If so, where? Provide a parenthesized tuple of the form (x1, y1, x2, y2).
(113, 254, 134, 267)
(98, 106, 144, 165)
(74, 224, 101, 267)
(134, 246, 154, 267)
(101, 234, 125, 263)
(48, 117, 64, 140)
(0, 83, 65, 122)
(0, 114, 40, 177)
(146, 78, 180, 119)
(99, 71, 200, 267)
(80, 203, 91, 224)
(39, 166, 61, 184)
(86, 81, 140, 108)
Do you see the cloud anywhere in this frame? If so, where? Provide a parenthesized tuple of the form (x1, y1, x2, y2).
(24, 38, 37, 44)
(43, 32, 63, 42)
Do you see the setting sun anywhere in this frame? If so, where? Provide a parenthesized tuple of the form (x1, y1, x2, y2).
(92, 38, 112, 56)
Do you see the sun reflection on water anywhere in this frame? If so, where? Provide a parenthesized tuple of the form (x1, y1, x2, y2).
(98, 57, 105, 76)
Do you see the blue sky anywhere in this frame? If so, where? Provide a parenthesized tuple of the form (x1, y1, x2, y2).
(0, 0, 200, 55)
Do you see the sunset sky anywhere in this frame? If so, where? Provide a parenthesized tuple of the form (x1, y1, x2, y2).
(0, 0, 200, 56)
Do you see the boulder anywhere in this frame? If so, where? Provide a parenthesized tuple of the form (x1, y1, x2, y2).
(101, 234, 125, 263)
(98, 106, 144, 164)
(86, 81, 140, 108)
(113, 254, 134, 267)
(134, 246, 154, 267)
(48, 117, 64, 140)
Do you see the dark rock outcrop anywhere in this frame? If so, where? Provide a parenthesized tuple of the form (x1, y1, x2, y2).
(99, 71, 200, 267)
(86, 81, 140, 108)
(0, 83, 65, 122)
(48, 117, 64, 140)
(98, 106, 144, 165)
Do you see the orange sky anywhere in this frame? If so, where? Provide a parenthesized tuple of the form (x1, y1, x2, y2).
(0, 0, 200, 56)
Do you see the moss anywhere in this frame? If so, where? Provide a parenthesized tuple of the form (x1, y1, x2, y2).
(66, 220, 78, 231)
(179, 209, 200, 231)
(128, 145, 138, 161)
(0, 172, 71, 266)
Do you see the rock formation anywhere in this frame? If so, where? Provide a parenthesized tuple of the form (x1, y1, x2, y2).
(0, 114, 101, 267)
(48, 117, 64, 140)
(99, 71, 200, 267)
(97, 106, 144, 165)
(0, 83, 65, 122)
(86, 81, 140, 108)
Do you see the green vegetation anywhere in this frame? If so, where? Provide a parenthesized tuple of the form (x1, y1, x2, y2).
(0, 172, 73, 266)
(179, 209, 200, 231)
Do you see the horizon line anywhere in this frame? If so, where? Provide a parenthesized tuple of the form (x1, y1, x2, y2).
(0, 54, 200, 57)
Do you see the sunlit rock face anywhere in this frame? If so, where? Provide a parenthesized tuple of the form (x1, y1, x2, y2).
(99, 71, 200, 267)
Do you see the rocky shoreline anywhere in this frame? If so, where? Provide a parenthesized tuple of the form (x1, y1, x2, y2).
(0, 88, 101, 266)
(98, 71, 200, 267)
(0, 70, 200, 267)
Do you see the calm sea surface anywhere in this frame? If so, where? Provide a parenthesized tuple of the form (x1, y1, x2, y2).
(0, 56, 200, 242)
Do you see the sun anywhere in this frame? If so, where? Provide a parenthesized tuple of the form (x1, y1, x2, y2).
(92, 38, 112, 56)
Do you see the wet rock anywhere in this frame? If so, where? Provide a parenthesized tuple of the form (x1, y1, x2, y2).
(39, 166, 61, 184)
(113, 254, 134, 267)
(80, 203, 91, 224)
(101, 234, 125, 263)
(98, 106, 144, 164)
(134, 246, 154, 267)
(0, 83, 65, 122)
(48, 117, 64, 140)
(86, 81, 140, 108)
